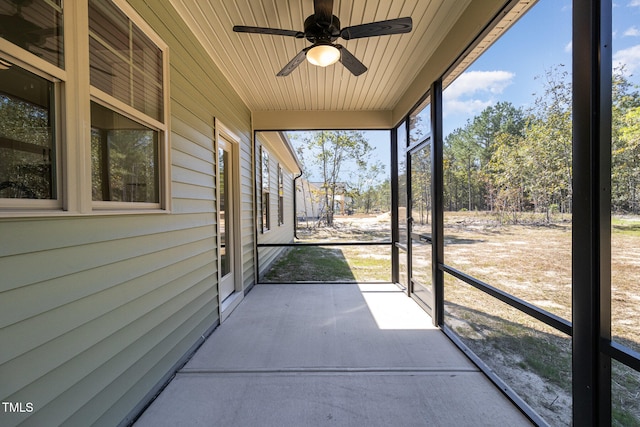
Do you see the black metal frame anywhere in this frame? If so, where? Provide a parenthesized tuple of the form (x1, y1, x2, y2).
(408, 0, 639, 425)
(442, 265, 572, 336)
(572, 0, 612, 424)
(254, 129, 396, 286)
(251, 1, 640, 424)
(406, 136, 434, 316)
(391, 128, 400, 284)
(258, 241, 391, 247)
(430, 79, 444, 327)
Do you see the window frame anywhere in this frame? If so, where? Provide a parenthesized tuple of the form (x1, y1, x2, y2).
(89, 0, 170, 211)
(0, 0, 171, 216)
(0, 43, 65, 212)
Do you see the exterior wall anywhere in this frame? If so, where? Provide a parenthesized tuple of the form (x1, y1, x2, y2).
(0, 2, 254, 426)
(296, 178, 324, 222)
(255, 133, 300, 279)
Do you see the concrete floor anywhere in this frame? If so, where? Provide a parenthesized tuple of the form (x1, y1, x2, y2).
(134, 283, 533, 427)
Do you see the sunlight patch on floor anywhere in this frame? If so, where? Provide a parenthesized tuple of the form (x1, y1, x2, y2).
(358, 284, 437, 330)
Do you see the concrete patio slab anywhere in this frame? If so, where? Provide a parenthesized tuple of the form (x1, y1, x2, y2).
(185, 284, 472, 371)
(133, 284, 532, 426)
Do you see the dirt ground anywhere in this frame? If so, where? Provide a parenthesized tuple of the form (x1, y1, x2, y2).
(278, 211, 640, 425)
(422, 211, 640, 426)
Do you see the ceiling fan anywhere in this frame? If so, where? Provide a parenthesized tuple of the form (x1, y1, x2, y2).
(233, 0, 412, 77)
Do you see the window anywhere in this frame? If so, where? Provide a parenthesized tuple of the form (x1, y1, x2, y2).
(261, 147, 270, 232)
(0, 64, 57, 200)
(90, 102, 159, 202)
(278, 165, 284, 226)
(89, 0, 167, 207)
(88, 0, 163, 121)
(0, 0, 168, 213)
(0, 0, 64, 69)
(0, 0, 64, 208)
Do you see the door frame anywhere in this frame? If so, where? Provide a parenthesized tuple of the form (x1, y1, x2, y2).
(407, 136, 434, 318)
(215, 118, 243, 323)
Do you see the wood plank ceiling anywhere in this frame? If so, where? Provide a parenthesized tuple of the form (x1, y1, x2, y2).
(168, 1, 535, 127)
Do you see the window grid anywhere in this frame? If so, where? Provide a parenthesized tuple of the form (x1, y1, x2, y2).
(0, 0, 169, 213)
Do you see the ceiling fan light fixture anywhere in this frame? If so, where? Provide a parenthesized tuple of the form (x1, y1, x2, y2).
(233, 1, 412, 76)
(306, 44, 340, 67)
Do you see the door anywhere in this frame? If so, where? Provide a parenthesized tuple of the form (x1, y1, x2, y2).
(408, 138, 433, 316)
(218, 137, 235, 302)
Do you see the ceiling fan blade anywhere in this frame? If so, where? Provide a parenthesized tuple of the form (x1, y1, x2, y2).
(277, 48, 310, 77)
(233, 25, 303, 38)
(340, 17, 413, 40)
(314, 0, 334, 25)
(336, 45, 367, 76)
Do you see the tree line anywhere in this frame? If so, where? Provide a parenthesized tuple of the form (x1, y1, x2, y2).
(294, 65, 640, 225)
(368, 65, 640, 223)
(440, 65, 639, 221)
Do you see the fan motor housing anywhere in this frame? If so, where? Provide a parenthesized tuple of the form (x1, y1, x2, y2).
(303, 14, 340, 43)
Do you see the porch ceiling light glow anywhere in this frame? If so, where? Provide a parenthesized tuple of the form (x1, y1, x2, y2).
(306, 44, 340, 67)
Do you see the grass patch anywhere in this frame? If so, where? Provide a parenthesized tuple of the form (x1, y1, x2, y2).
(452, 303, 572, 392)
(445, 288, 573, 425)
(612, 361, 640, 427)
(519, 336, 572, 392)
(262, 246, 355, 282)
(612, 217, 640, 236)
(613, 408, 640, 427)
(341, 248, 392, 281)
(263, 244, 392, 282)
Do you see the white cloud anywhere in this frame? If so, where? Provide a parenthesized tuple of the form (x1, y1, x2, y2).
(445, 98, 493, 117)
(446, 70, 514, 98)
(624, 26, 640, 37)
(613, 44, 640, 74)
(564, 41, 573, 53)
(630, 0, 640, 6)
(444, 70, 515, 117)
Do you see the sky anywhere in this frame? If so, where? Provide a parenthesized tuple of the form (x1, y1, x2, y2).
(443, 0, 640, 134)
(291, 0, 640, 183)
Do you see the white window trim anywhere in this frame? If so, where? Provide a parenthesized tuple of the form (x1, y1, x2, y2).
(0, 0, 171, 216)
(89, 0, 171, 212)
(0, 46, 65, 214)
(0, 40, 67, 82)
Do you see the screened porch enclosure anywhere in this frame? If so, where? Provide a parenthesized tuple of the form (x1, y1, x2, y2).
(251, 0, 640, 424)
(1, 0, 638, 426)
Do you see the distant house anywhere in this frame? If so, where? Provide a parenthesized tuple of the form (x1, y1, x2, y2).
(330, 183, 353, 215)
(296, 179, 323, 222)
(297, 181, 352, 223)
